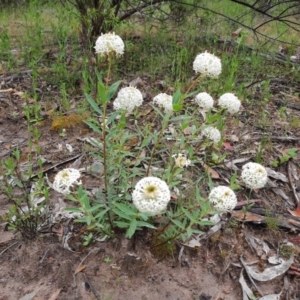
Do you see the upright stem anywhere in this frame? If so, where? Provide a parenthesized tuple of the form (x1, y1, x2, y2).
(102, 54, 113, 227)
(146, 114, 171, 176)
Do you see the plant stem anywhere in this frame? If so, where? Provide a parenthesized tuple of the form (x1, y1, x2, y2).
(102, 54, 113, 228)
(146, 113, 171, 176)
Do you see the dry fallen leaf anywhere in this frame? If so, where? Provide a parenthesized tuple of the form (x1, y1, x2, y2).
(75, 264, 86, 274)
(288, 203, 300, 217)
(201, 162, 220, 179)
(223, 142, 234, 150)
(241, 251, 294, 281)
(232, 27, 243, 37)
(48, 289, 61, 300)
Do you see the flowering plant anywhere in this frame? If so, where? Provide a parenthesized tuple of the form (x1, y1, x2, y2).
(241, 162, 268, 189)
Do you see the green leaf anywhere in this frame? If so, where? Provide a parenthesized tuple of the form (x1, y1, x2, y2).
(74, 216, 91, 225)
(107, 80, 123, 102)
(95, 69, 104, 85)
(118, 110, 126, 129)
(287, 148, 297, 157)
(182, 207, 194, 221)
(184, 90, 198, 99)
(114, 221, 130, 228)
(173, 104, 183, 111)
(85, 119, 102, 133)
(13, 178, 24, 188)
(171, 219, 185, 229)
(126, 219, 137, 238)
(94, 207, 110, 220)
(172, 89, 181, 105)
(113, 202, 137, 216)
(197, 220, 215, 226)
(205, 114, 220, 124)
(186, 226, 193, 238)
(79, 192, 90, 210)
(85, 93, 102, 114)
(136, 221, 156, 229)
(64, 207, 83, 213)
(112, 208, 132, 221)
(98, 81, 107, 104)
(87, 204, 103, 213)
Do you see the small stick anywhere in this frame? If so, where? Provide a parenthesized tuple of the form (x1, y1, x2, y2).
(83, 273, 100, 300)
(288, 161, 300, 207)
(40, 248, 50, 263)
(0, 241, 18, 257)
(74, 248, 98, 275)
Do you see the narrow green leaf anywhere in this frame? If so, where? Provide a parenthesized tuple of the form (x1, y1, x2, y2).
(95, 69, 104, 84)
(186, 226, 193, 238)
(113, 202, 136, 216)
(98, 82, 107, 104)
(13, 178, 24, 188)
(114, 221, 130, 228)
(87, 204, 103, 213)
(171, 219, 185, 229)
(184, 90, 198, 99)
(107, 80, 123, 102)
(198, 220, 215, 226)
(136, 221, 156, 229)
(94, 207, 110, 220)
(112, 208, 132, 221)
(85, 93, 102, 114)
(74, 216, 91, 224)
(182, 207, 194, 221)
(126, 219, 137, 238)
(172, 89, 181, 105)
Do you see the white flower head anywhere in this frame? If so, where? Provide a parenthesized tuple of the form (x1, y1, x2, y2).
(52, 168, 82, 195)
(172, 153, 191, 168)
(241, 162, 268, 189)
(113, 87, 143, 113)
(94, 32, 124, 57)
(218, 93, 241, 114)
(209, 186, 237, 211)
(193, 51, 222, 78)
(132, 177, 171, 215)
(195, 92, 214, 109)
(153, 93, 173, 113)
(202, 126, 221, 144)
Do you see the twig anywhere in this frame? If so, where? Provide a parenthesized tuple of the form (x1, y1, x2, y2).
(83, 273, 100, 300)
(74, 248, 98, 275)
(287, 161, 300, 207)
(251, 135, 300, 141)
(0, 70, 32, 81)
(40, 248, 50, 263)
(0, 241, 18, 257)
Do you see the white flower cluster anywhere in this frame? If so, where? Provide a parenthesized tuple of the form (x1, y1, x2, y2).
(113, 87, 143, 113)
(172, 153, 191, 168)
(195, 92, 214, 110)
(209, 186, 237, 211)
(132, 177, 171, 215)
(241, 162, 268, 189)
(193, 51, 222, 78)
(153, 93, 173, 113)
(202, 126, 221, 144)
(94, 32, 125, 57)
(218, 93, 241, 114)
(52, 168, 82, 195)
